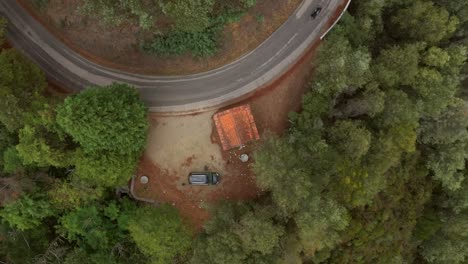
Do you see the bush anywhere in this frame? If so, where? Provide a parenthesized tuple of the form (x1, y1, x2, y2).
(143, 9, 245, 57)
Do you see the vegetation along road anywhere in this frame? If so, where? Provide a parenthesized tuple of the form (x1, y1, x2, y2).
(0, 0, 349, 113)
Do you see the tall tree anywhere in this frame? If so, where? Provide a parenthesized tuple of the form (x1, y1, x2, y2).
(295, 197, 350, 256)
(126, 205, 192, 264)
(327, 120, 371, 161)
(0, 194, 55, 231)
(0, 50, 48, 132)
(389, 0, 459, 44)
(56, 83, 148, 156)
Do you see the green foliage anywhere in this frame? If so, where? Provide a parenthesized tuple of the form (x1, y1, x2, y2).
(48, 178, 105, 210)
(240, 0, 257, 9)
(373, 43, 423, 88)
(420, 211, 468, 264)
(328, 158, 433, 263)
(247, 0, 467, 262)
(374, 89, 420, 130)
(63, 247, 148, 264)
(327, 90, 420, 207)
(448, 176, 468, 213)
(163, 0, 214, 33)
(0, 223, 51, 264)
(126, 205, 192, 264)
(418, 102, 468, 191)
(59, 204, 116, 251)
(16, 125, 72, 168)
(253, 134, 334, 213)
(417, 171, 468, 264)
(0, 49, 48, 132)
(0, 123, 14, 152)
(0, 123, 15, 171)
(191, 202, 284, 264)
(143, 29, 219, 57)
(423, 46, 451, 67)
(312, 33, 371, 95)
(72, 149, 138, 187)
(56, 83, 148, 155)
(435, 0, 468, 26)
(3, 146, 23, 173)
(390, 0, 459, 44)
(414, 208, 442, 241)
(143, 9, 244, 57)
(295, 197, 350, 254)
(426, 142, 466, 191)
(340, 1, 386, 46)
(373, 42, 466, 116)
(233, 211, 284, 255)
(253, 136, 313, 212)
(331, 82, 386, 118)
(80, 0, 256, 56)
(2, 0, 468, 262)
(81, 0, 158, 29)
(327, 120, 371, 161)
(0, 17, 6, 45)
(192, 232, 245, 264)
(57, 200, 148, 264)
(0, 194, 55, 231)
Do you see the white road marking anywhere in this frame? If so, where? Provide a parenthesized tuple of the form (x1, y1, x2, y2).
(259, 33, 298, 69)
(296, 0, 313, 19)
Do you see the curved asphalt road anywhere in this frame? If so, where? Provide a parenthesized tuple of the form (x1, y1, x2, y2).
(0, 0, 349, 113)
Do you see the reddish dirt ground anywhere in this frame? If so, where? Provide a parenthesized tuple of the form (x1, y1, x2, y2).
(18, 0, 302, 75)
(134, 150, 261, 232)
(133, 37, 321, 231)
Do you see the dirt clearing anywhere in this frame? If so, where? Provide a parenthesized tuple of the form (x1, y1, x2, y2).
(132, 39, 321, 230)
(133, 111, 261, 231)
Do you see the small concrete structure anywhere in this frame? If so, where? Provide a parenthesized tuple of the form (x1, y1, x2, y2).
(140, 175, 149, 184)
(240, 154, 249, 162)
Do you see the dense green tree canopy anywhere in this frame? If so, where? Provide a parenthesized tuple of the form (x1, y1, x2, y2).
(253, 136, 315, 213)
(373, 43, 423, 88)
(327, 120, 371, 161)
(233, 211, 284, 255)
(126, 205, 192, 264)
(0, 194, 55, 231)
(390, 0, 459, 44)
(72, 149, 139, 187)
(295, 197, 349, 254)
(0, 223, 52, 264)
(0, 50, 48, 132)
(56, 83, 149, 155)
(191, 202, 284, 264)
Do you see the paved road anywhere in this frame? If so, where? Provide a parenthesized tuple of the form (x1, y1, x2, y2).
(0, 0, 348, 113)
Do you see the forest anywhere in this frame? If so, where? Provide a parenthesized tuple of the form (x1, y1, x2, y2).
(1, 0, 468, 263)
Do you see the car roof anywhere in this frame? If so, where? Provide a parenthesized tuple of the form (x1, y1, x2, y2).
(190, 173, 208, 178)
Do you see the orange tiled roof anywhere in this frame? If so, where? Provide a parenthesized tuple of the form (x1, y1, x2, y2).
(213, 105, 260, 151)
